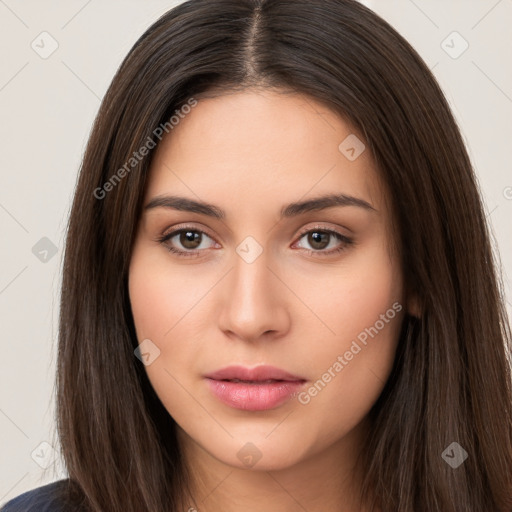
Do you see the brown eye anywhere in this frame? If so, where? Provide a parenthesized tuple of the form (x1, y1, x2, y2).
(158, 227, 217, 257)
(179, 230, 202, 249)
(294, 227, 353, 257)
(307, 231, 331, 250)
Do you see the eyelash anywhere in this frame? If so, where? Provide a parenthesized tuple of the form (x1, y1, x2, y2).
(157, 224, 354, 259)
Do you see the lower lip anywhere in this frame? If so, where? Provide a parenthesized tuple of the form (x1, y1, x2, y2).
(206, 378, 306, 411)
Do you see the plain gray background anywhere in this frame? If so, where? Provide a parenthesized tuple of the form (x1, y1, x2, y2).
(1, 0, 511, 504)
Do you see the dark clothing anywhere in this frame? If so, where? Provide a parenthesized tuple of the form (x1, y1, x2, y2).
(1, 479, 73, 512)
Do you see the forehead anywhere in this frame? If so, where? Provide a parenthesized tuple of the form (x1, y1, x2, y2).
(144, 89, 386, 217)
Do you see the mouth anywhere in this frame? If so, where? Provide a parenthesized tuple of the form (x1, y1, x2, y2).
(204, 365, 307, 411)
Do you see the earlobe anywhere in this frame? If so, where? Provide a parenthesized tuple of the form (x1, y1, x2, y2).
(407, 293, 422, 318)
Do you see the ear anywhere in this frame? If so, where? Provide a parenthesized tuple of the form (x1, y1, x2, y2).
(406, 292, 422, 318)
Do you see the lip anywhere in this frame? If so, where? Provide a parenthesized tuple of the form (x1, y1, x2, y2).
(204, 365, 306, 411)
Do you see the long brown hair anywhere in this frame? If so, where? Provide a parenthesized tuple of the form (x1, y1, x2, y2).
(49, 0, 512, 510)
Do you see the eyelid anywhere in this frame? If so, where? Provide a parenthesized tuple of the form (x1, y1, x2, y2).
(161, 222, 218, 242)
(294, 223, 350, 238)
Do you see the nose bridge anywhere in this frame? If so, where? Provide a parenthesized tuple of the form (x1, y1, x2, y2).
(230, 243, 275, 312)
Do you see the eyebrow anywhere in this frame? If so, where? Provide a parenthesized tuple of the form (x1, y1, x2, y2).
(144, 193, 376, 219)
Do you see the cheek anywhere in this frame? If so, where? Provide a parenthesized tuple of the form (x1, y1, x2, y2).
(128, 245, 220, 388)
(128, 245, 206, 342)
(288, 238, 403, 348)
(128, 250, 205, 421)
(290, 241, 403, 422)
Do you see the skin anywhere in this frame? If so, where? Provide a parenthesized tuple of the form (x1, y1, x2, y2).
(128, 88, 414, 511)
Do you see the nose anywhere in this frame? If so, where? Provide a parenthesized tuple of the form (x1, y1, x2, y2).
(217, 248, 291, 343)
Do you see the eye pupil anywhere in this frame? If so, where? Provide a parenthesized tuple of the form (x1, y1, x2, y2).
(180, 230, 201, 249)
(309, 231, 329, 250)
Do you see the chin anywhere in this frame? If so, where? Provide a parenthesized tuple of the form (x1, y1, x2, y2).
(196, 431, 311, 472)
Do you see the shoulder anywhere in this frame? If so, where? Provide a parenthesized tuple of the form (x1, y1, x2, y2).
(0, 479, 73, 512)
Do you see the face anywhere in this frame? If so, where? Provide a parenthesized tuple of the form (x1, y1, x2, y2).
(128, 88, 407, 473)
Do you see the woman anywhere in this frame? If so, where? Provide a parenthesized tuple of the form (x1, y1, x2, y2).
(3, 0, 511, 511)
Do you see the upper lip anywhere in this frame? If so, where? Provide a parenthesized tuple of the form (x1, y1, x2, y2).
(205, 365, 305, 382)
